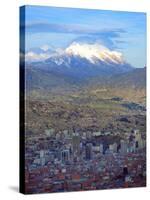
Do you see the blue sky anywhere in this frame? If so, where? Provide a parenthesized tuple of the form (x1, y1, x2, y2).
(21, 5, 146, 68)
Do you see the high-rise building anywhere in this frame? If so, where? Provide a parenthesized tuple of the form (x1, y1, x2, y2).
(109, 143, 117, 153)
(123, 165, 128, 176)
(113, 143, 118, 153)
(40, 150, 45, 166)
(85, 143, 93, 160)
(40, 150, 45, 158)
(61, 149, 70, 163)
(72, 132, 80, 157)
(63, 130, 69, 138)
(40, 158, 46, 166)
(99, 143, 103, 154)
(128, 141, 136, 153)
(120, 140, 128, 154)
(135, 132, 143, 149)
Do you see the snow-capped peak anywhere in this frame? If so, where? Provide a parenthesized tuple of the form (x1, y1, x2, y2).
(25, 42, 125, 65)
(65, 42, 124, 64)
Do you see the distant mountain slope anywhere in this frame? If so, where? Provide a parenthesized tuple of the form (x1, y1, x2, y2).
(24, 66, 146, 92)
(107, 67, 146, 89)
(25, 67, 78, 91)
(86, 67, 146, 89)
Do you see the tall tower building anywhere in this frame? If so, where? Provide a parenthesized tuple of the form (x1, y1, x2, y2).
(120, 140, 128, 154)
(40, 150, 45, 166)
(99, 143, 103, 154)
(72, 132, 80, 157)
(135, 132, 143, 149)
(85, 143, 93, 160)
(61, 149, 70, 163)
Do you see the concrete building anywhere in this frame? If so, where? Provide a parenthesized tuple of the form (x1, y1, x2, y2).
(61, 149, 70, 163)
(85, 143, 93, 160)
(109, 143, 117, 153)
(135, 132, 143, 149)
(40, 150, 46, 166)
(45, 128, 55, 137)
(128, 141, 136, 153)
(120, 140, 128, 154)
(63, 130, 69, 138)
(72, 132, 80, 157)
(40, 157, 46, 166)
(99, 144, 104, 154)
(93, 131, 101, 136)
(40, 150, 45, 158)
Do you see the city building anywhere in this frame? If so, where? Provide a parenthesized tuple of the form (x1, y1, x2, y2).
(120, 140, 128, 154)
(61, 149, 70, 163)
(72, 132, 80, 157)
(85, 143, 93, 160)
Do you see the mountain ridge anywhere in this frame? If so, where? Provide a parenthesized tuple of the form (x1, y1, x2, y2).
(25, 42, 133, 79)
(25, 65, 146, 92)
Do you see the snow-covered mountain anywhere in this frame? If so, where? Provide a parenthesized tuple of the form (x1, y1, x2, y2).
(26, 42, 125, 64)
(25, 42, 133, 79)
(65, 42, 124, 65)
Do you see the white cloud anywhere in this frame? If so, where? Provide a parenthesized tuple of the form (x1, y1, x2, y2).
(40, 44, 50, 51)
(25, 51, 50, 62)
